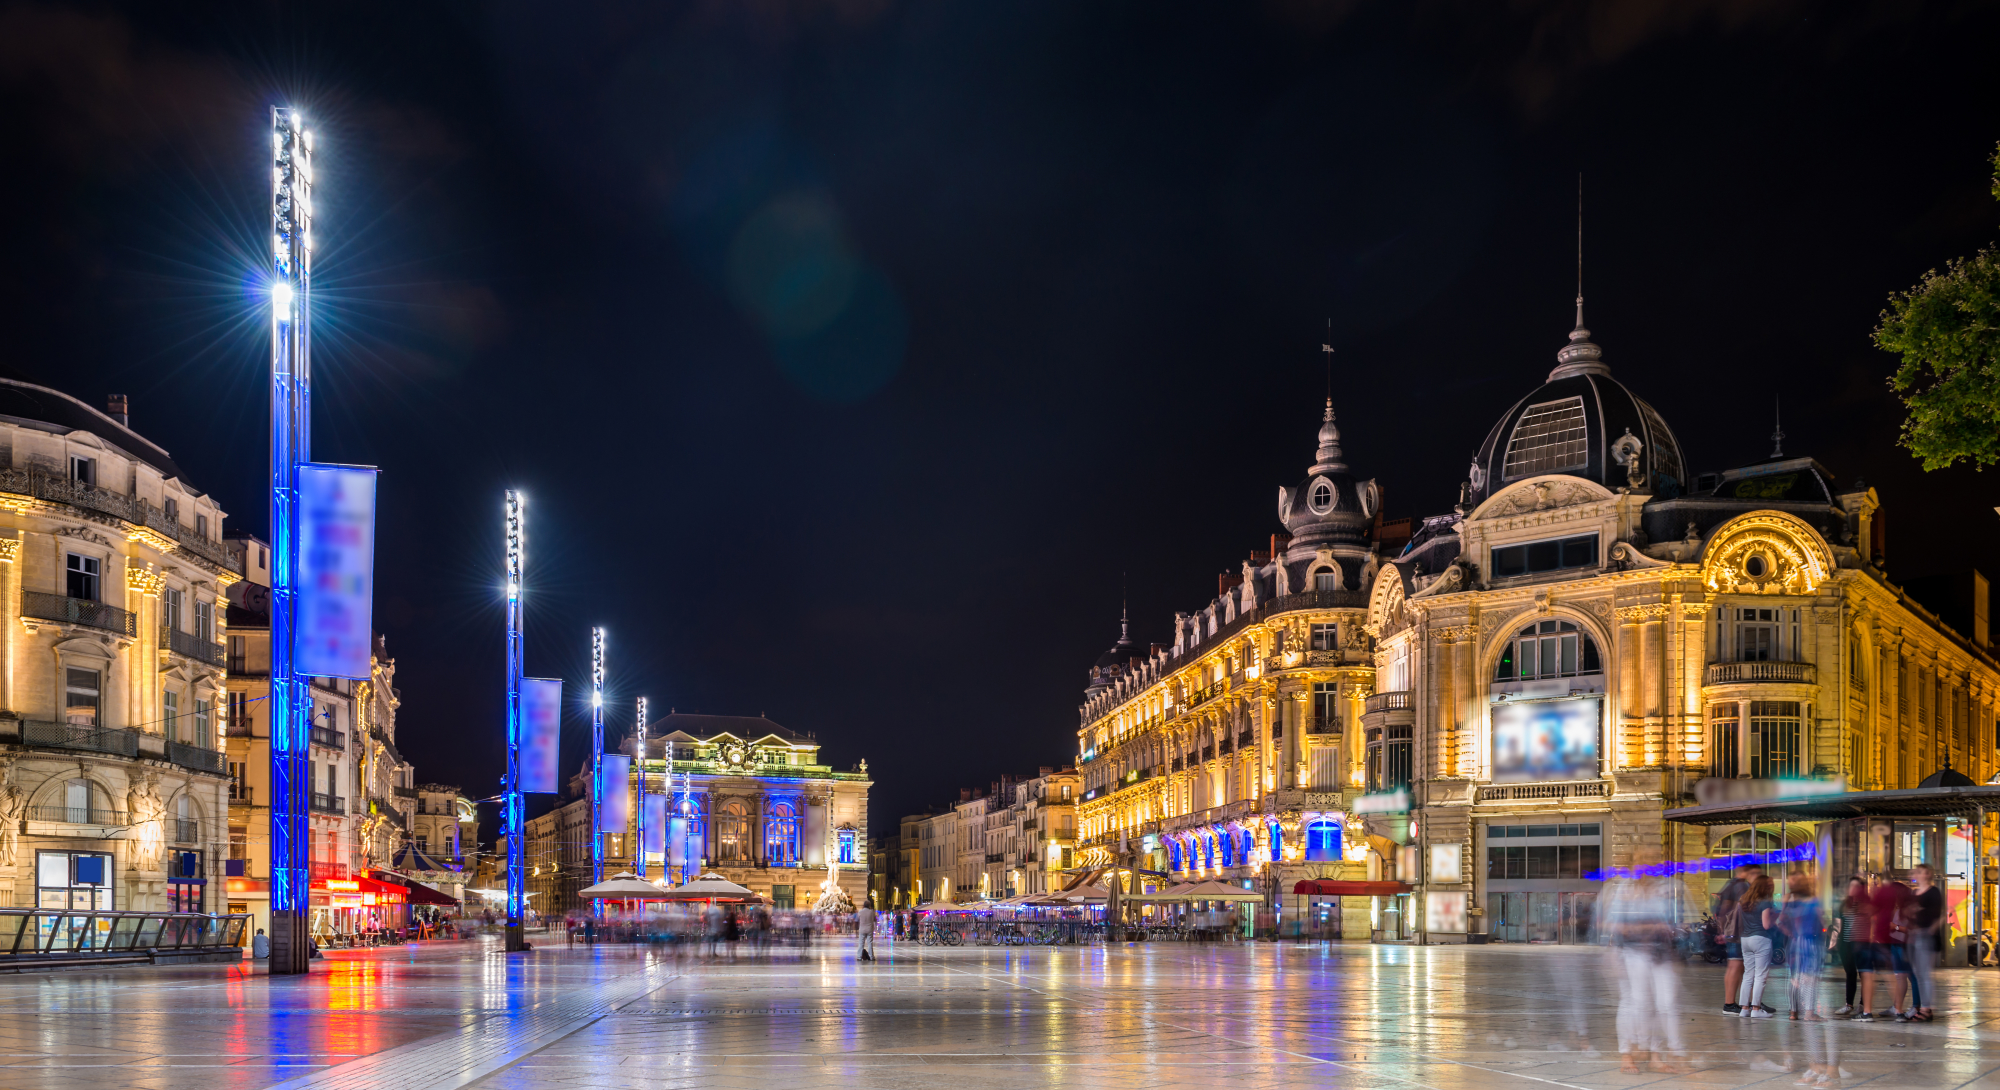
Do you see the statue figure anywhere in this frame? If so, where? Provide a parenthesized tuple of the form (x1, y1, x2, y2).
(127, 772, 164, 872)
(0, 758, 23, 869)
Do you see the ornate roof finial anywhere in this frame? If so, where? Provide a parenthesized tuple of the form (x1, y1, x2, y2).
(1550, 174, 1610, 380)
(1770, 395, 1786, 460)
(1314, 323, 1345, 470)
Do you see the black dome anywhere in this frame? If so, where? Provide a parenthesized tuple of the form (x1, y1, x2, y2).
(1468, 316, 1685, 504)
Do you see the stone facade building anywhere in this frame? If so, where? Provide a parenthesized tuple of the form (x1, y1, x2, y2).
(0, 381, 237, 914)
(1075, 304, 1999, 943)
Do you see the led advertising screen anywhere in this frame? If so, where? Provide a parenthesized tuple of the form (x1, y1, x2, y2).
(1490, 695, 1601, 783)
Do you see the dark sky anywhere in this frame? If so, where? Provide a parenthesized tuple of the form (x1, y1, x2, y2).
(4, 1, 1998, 839)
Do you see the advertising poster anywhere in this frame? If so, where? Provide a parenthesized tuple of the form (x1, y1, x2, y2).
(642, 794, 667, 856)
(1490, 696, 1601, 783)
(296, 463, 377, 679)
(518, 678, 562, 794)
(599, 754, 632, 832)
(1426, 891, 1468, 934)
(669, 815, 688, 873)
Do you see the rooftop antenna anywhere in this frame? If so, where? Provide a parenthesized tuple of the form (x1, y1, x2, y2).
(1321, 319, 1334, 410)
(1770, 396, 1786, 460)
(1120, 571, 1129, 642)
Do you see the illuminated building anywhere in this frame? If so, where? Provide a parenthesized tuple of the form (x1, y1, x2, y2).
(0, 382, 236, 913)
(1076, 300, 1999, 944)
(529, 713, 871, 915)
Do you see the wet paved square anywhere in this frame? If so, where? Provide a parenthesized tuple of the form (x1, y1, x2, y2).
(0, 936, 1994, 1090)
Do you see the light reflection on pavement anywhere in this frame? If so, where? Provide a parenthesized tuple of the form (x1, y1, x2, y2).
(0, 936, 1994, 1090)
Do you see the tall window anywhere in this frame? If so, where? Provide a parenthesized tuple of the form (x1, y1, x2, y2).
(163, 690, 180, 742)
(195, 600, 214, 642)
(1502, 396, 1588, 479)
(838, 828, 857, 864)
(1749, 701, 1802, 779)
(765, 802, 800, 865)
(164, 497, 179, 522)
(193, 698, 210, 749)
(717, 801, 748, 862)
(1495, 620, 1602, 681)
(162, 587, 184, 632)
(65, 668, 100, 727)
(1305, 819, 1341, 862)
(66, 553, 100, 601)
(1310, 623, 1337, 650)
(1737, 608, 1780, 661)
(1312, 682, 1339, 728)
(1710, 703, 1740, 778)
(195, 514, 209, 539)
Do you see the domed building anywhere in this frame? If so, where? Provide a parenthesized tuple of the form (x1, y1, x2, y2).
(1070, 295, 1998, 950)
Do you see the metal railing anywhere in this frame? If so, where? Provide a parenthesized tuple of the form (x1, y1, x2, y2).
(1477, 780, 1611, 803)
(229, 782, 254, 804)
(22, 591, 135, 637)
(393, 784, 418, 798)
(1306, 716, 1341, 735)
(1705, 661, 1816, 685)
(26, 804, 127, 826)
(224, 713, 255, 738)
(0, 909, 249, 960)
(1363, 690, 1413, 715)
(161, 626, 225, 666)
(309, 726, 345, 750)
(169, 818, 199, 844)
(310, 792, 346, 815)
(168, 741, 225, 775)
(0, 468, 241, 573)
(21, 719, 139, 757)
(1263, 589, 1371, 613)
(310, 861, 349, 879)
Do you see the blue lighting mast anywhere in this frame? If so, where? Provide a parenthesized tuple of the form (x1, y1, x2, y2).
(590, 627, 605, 914)
(267, 107, 314, 975)
(503, 491, 527, 952)
(634, 696, 647, 879)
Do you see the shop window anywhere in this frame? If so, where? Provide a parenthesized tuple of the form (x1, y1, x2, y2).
(37, 850, 113, 910)
(1494, 619, 1602, 681)
(1304, 819, 1341, 862)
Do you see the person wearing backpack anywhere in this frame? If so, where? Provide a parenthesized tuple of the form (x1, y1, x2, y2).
(1714, 863, 1758, 1012)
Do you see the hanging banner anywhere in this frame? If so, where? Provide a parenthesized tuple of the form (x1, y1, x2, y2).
(642, 794, 667, 855)
(599, 754, 632, 833)
(297, 463, 378, 679)
(669, 814, 688, 873)
(519, 677, 563, 794)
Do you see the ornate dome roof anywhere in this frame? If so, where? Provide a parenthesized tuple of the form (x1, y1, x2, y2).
(1468, 305, 1685, 505)
(1277, 398, 1379, 586)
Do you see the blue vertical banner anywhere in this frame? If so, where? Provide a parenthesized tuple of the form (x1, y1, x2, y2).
(599, 754, 632, 834)
(297, 463, 377, 679)
(642, 794, 667, 856)
(668, 814, 688, 878)
(518, 678, 562, 794)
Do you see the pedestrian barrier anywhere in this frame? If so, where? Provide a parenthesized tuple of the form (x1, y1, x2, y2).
(0, 908, 250, 970)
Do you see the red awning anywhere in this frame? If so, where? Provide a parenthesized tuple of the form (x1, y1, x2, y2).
(1292, 879, 1413, 897)
(399, 879, 458, 906)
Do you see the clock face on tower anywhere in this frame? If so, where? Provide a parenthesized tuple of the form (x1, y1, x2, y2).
(721, 743, 748, 769)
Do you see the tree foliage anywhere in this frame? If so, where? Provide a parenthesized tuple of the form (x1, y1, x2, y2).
(1872, 143, 2000, 472)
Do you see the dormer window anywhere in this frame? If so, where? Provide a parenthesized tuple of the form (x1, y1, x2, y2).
(69, 456, 95, 486)
(1313, 570, 1339, 592)
(1309, 480, 1334, 513)
(164, 498, 179, 522)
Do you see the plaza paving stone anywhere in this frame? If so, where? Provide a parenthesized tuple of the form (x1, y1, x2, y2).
(0, 935, 1994, 1090)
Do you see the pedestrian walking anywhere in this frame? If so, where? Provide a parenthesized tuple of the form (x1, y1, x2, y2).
(1715, 863, 1757, 1013)
(1604, 848, 1688, 1074)
(1857, 873, 1912, 1020)
(1737, 873, 1778, 1018)
(856, 902, 877, 961)
(1905, 864, 1943, 1022)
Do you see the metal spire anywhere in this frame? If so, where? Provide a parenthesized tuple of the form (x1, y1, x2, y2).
(1770, 396, 1786, 459)
(1551, 173, 1609, 380)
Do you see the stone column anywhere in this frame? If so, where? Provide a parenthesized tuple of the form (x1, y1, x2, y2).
(1617, 606, 1645, 768)
(1453, 626, 1477, 778)
(0, 533, 17, 715)
(1641, 610, 1666, 765)
(1259, 691, 1275, 796)
(1680, 600, 1711, 774)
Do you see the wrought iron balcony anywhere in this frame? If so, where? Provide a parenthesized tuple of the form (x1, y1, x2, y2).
(394, 784, 418, 798)
(27, 803, 127, 826)
(1305, 715, 1341, 735)
(310, 792, 346, 815)
(228, 782, 254, 804)
(1705, 661, 1817, 685)
(21, 719, 138, 757)
(170, 818, 199, 844)
(1363, 690, 1413, 715)
(22, 592, 135, 637)
(224, 713, 255, 738)
(168, 742, 225, 775)
(309, 726, 345, 751)
(161, 626, 225, 666)
(0, 468, 240, 573)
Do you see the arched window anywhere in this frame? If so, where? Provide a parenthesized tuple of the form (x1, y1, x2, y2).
(766, 802, 800, 865)
(1313, 569, 1339, 592)
(717, 801, 749, 863)
(1310, 481, 1334, 511)
(1220, 830, 1235, 868)
(1203, 834, 1215, 870)
(1304, 819, 1342, 862)
(1495, 619, 1602, 681)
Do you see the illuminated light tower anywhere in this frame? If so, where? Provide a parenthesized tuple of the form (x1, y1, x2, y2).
(503, 491, 527, 952)
(590, 626, 606, 914)
(267, 108, 315, 975)
(634, 696, 648, 879)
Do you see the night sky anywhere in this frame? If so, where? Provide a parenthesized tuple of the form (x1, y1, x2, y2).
(3, 2, 1998, 839)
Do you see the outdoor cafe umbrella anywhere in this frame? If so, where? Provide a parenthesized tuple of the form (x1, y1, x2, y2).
(662, 872, 760, 901)
(577, 872, 675, 900)
(1168, 879, 1265, 902)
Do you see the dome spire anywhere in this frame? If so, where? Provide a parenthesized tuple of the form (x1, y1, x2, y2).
(1550, 174, 1610, 380)
(1314, 328, 1346, 472)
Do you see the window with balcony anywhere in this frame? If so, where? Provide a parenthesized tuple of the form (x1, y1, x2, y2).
(164, 497, 179, 522)
(1749, 701, 1802, 779)
(1312, 681, 1339, 729)
(1313, 569, 1339, 592)
(196, 600, 213, 642)
(193, 698, 210, 748)
(1310, 623, 1337, 650)
(162, 586, 183, 632)
(66, 553, 100, 601)
(1491, 533, 1599, 578)
(1495, 620, 1602, 681)
(1710, 703, 1740, 779)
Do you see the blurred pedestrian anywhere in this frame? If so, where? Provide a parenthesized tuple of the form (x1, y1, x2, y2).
(1832, 877, 1868, 1016)
(1605, 848, 1688, 1073)
(1857, 874, 1911, 1021)
(252, 928, 269, 959)
(856, 901, 877, 961)
(1737, 873, 1778, 1018)
(1905, 864, 1943, 1022)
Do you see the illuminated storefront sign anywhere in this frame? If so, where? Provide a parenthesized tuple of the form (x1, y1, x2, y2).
(1490, 695, 1601, 783)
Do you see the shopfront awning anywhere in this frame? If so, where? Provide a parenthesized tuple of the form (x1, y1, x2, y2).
(1292, 880, 1412, 897)
(1662, 785, 2000, 826)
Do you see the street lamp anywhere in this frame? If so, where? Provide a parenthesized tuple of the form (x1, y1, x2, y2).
(503, 489, 527, 951)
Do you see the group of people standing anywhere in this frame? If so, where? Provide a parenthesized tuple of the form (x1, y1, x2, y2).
(1716, 864, 1945, 1023)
